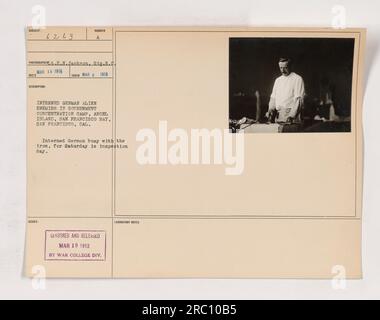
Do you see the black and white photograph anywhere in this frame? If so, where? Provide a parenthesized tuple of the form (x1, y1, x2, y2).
(229, 37, 355, 133)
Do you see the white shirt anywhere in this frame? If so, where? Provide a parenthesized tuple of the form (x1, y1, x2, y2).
(270, 72, 305, 111)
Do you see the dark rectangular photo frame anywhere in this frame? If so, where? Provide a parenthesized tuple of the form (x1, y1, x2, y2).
(229, 37, 355, 133)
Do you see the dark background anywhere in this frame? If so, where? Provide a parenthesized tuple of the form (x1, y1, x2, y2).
(229, 37, 355, 121)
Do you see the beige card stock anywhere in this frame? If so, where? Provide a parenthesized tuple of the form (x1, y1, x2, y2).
(25, 27, 365, 278)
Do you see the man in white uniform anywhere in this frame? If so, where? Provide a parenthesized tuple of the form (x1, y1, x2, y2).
(267, 58, 305, 123)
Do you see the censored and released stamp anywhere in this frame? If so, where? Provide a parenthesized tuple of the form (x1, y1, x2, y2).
(44, 230, 106, 261)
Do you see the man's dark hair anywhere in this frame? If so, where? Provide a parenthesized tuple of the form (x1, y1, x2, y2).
(279, 57, 292, 66)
